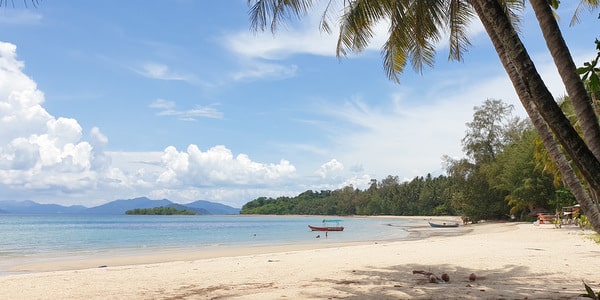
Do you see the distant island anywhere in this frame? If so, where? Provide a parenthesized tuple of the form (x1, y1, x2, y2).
(0, 197, 241, 215)
(125, 206, 196, 215)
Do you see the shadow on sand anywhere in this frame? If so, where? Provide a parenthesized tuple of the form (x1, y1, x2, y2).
(305, 263, 583, 299)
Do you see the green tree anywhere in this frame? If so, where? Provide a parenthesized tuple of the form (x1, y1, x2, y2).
(576, 39, 600, 115)
(462, 99, 518, 164)
(492, 128, 555, 218)
(445, 99, 520, 221)
(376, 175, 401, 214)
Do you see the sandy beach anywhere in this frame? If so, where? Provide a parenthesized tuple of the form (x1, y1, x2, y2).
(1, 220, 598, 299)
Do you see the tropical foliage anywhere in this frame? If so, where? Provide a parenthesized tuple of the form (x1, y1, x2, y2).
(243, 99, 575, 223)
(242, 174, 456, 216)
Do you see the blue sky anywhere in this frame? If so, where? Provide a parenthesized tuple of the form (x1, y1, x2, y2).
(0, 1, 598, 208)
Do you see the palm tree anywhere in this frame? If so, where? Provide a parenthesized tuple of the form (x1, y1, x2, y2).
(246, 0, 600, 232)
(530, 0, 600, 161)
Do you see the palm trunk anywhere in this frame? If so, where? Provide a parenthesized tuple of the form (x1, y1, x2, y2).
(470, 0, 600, 197)
(529, 0, 600, 160)
(469, 0, 600, 232)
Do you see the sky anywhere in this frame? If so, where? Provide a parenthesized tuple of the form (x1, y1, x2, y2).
(0, 1, 598, 208)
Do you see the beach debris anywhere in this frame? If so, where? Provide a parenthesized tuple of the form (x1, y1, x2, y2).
(429, 275, 438, 283)
(469, 273, 477, 281)
(98, 265, 108, 268)
(412, 270, 447, 284)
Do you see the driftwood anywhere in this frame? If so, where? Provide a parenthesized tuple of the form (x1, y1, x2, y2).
(412, 270, 449, 283)
(412, 270, 479, 284)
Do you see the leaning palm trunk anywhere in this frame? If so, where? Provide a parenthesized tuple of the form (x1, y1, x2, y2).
(530, 0, 600, 206)
(529, 0, 600, 161)
(469, 0, 600, 232)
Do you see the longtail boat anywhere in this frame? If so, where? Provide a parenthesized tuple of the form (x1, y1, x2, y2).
(308, 219, 344, 231)
(428, 220, 459, 228)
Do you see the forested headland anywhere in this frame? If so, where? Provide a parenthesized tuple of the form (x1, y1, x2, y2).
(125, 206, 196, 215)
(241, 99, 580, 223)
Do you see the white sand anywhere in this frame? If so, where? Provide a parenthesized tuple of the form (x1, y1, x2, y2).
(0, 221, 598, 299)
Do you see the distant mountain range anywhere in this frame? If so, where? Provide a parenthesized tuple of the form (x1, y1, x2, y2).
(0, 197, 240, 215)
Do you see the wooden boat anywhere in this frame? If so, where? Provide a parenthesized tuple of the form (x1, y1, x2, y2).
(428, 220, 459, 228)
(308, 219, 344, 231)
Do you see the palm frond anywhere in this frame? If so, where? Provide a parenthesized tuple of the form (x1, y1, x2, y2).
(448, 0, 474, 61)
(383, 31, 409, 83)
(0, 0, 40, 7)
(337, 0, 388, 56)
(247, 0, 315, 33)
(406, 0, 446, 72)
(319, 0, 339, 34)
(382, 1, 411, 82)
(570, 0, 600, 26)
(502, 0, 526, 33)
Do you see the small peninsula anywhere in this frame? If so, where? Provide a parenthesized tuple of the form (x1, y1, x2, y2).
(125, 206, 196, 215)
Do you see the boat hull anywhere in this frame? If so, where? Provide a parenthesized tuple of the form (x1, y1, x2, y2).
(308, 225, 344, 231)
(428, 221, 459, 228)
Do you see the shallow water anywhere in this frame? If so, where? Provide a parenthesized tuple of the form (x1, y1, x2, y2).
(0, 214, 417, 262)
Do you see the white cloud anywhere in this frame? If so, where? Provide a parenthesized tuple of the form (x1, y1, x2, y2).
(157, 145, 297, 186)
(0, 43, 51, 142)
(133, 62, 193, 81)
(231, 61, 298, 81)
(0, 42, 105, 192)
(149, 98, 223, 120)
(226, 29, 338, 60)
(316, 159, 344, 178)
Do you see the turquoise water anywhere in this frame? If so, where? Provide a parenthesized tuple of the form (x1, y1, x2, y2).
(0, 214, 416, 272)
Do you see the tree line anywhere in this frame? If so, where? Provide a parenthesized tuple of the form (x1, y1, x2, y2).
(241, 99, 580, 223)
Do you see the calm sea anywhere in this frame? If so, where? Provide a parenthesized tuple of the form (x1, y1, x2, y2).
(0, 214, 417, 273)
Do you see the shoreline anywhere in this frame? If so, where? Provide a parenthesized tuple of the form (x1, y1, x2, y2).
(1, 216, 466, 274)
(1, 220, 598, 299)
